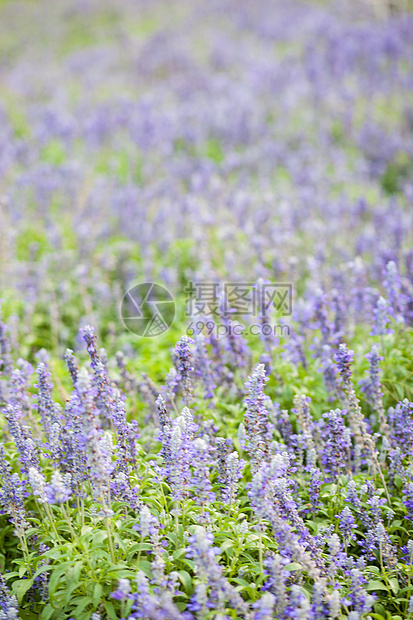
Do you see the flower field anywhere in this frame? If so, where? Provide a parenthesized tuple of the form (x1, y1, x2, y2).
(0, 0, 413, 618)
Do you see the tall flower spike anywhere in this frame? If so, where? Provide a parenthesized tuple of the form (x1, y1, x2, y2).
(215, 437, 231, 487)
(3, 404, 40, 474)
(389, 399, 413, 457)
(382, 260, 405, 324)
(174, 335, 194, 404)
(359, 344, 387, 433)
(156, 395, 171, 433)
(320, 344, 340, 400)
(336, 344, 384, 474)
(82, 326, 119, 422)
(0, 306, 13, 378)
(335, 344, 354, 390)
(243, 363, 272, 473)
(81, 325, 101, 368)
(193, 334, 216, 400)
(64, 348, 79, 388)
(186, 527, 249, 617)
(75, 368, 113, 501)
(45, 471, 72, 505)
(321, 409, 351, 482)
(222, 451, 245, 507)
(166, 416, 193, 503)
(34, 362, 60, 438)
(312, 289, 332, 346)
(191, 438, 215, 515)
(0, 447, 29, 539)
(115, 351, 137, 395)
(9, 363, 33, 417)
(370, 296, 393, 336)
(252, 591, 275, 620)
(262, 555, 288, 616)
(28, 467, 47, 504)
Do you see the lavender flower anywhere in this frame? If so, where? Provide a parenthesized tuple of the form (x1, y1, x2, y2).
(343, 569, 374, 615)
(320, 344, 340, 400)
(334, 344, 354, 389)
(312, 289, 332, 346)
(262, 555, 288, 616)
(359, 345, 386, 431)
(389, 399, 413, 457)
(382, 260, 405, 324)
(115, 351, 137, 395)
(75, 368, 113, 500)
(403, 482, 413, 522)
(33, 362, 60, 438)
(388, 447, 406, 484)
(111, 578, 131, 600)
(0, 309, 12, 379)
(193, 334, 216, 400)
(215, 437, 231, 487)
(337, 507, 357, 545)
(191, 438, 215, 513)
(64, 348, 79, 388)
(174, 336, 194, 404)
(308, 466, 323, 513)
(252, 591, 275, 620)
(28, 467, 47, 504)
(136, 505, 158, 540)
(162, 367, 179, 405)
(165, 416, 193, 503)
(0, 447, 29, 538)
(82, 325, 118, 422)
(321, 409, 351, 481)
(128, 571, 183, 619)
(156, 395, 171, 434)
(370, 296, 393, 336)
(45, 471, 71, 504)
(222, 451, 245, 507)
(0, 572, 19, 620)
(3, 404, 39, 475)
(186, 527, 249, 617)
(243, 364, 272, 473)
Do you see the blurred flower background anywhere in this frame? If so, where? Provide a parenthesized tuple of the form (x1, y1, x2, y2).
(0, 0, 413, 619)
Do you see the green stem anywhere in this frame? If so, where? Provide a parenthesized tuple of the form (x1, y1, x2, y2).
(258, 520, 263, 574)
(104, 517, 116, 563)
(61, 504, 77, 541)
(44, 503, 61, 542)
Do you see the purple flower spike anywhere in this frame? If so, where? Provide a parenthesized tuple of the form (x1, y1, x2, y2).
(174, 335, 194, 404)
(45, 471, 71, 505)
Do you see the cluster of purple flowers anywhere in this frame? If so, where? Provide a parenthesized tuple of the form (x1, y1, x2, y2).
(243, 364, 272, 473)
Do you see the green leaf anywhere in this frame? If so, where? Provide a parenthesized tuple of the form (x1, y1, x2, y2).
(178, 570, 192, 595)
(104, 601, 118, 620)
(93, 583, 103, 607)
(71, 596, 93, 616)
(366, 580, 389, 592)
(40, 605, 55, 620)
(388, 577, 399, 595)
(19, 565, 28, 578)
(173, 548, 187, 560)
(11, 578, 34, 604)
(48, 563, 72, 599)
(394, 475, 404, 489)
